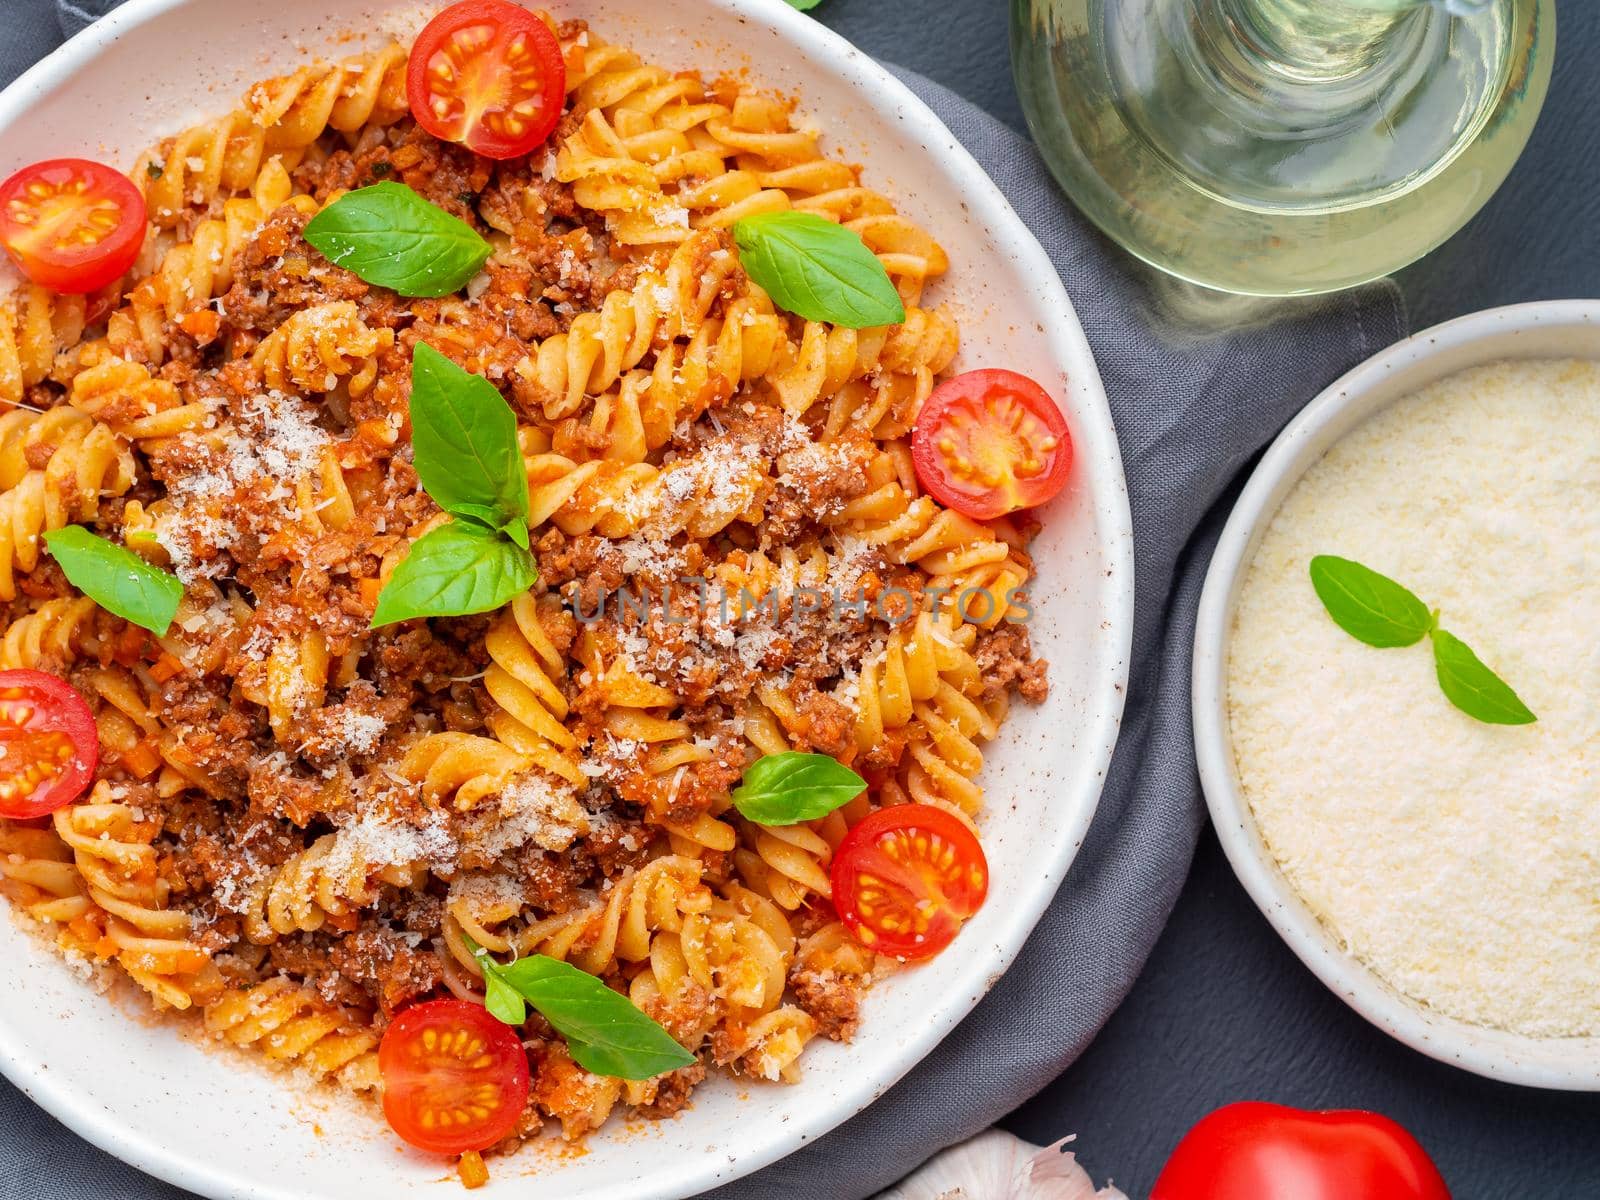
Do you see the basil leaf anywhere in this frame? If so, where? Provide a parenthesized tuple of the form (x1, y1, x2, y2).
(466, 931, 692, 1078)
(457, 932, 528, 1025)
(482, 967, 528, 1026)
(732, 211, 904, 329)
(731, 750, 866, 825)
(303, 182, 490, 298)
(1430, 629, 1537, 725)
(409, 343, 530, 534)
(370, 519, 536, 627)
(497, 955, 696, 1080)
(1309, 555, 1435, 648)
(43, 526, 182, 636)
(785, 0, 822, 8)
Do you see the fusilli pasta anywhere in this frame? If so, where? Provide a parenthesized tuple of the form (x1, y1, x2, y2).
(0, 13, 1054, 1180)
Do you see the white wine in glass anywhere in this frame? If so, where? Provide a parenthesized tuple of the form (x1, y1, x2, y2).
(1011, 0, 1553, 295)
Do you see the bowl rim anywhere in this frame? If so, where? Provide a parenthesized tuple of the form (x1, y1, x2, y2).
(1192, 298, 1600, 1091)
(0, 0, 1138, 1194)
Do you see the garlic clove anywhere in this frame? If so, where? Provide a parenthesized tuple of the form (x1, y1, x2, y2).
(875, 1129, 1127, 1200)
(1026, 1136, 1129, 1199)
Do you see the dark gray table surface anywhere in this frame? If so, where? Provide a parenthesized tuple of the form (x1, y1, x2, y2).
(815, 1, 1600, 1197)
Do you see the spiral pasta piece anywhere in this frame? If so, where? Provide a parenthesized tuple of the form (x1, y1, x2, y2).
(532, 1041, 626, 1140)
(794, 919, 877, 982)
(244, 44, 410, 153)
(525, 454, 655, 538)
(787, 918, 878, 1041)
(764, 305, 959, 426)
(79, 665, 160, 773)
(54, 788, 221, 1010)
(726, 1005, 817, 1082)
(133, 44, 404, 232)
(556, 43, 946, 301)
(882, 701, 1006, 823)
(292, 447, 359, 534)
(0, 596, 107, 671)
(622, 438, 769, 540)
(399, 731, 531, 812)
(677, 885, 793, 1014)
(151, 158, 315, 322)
(203, 977, 380, 1090)
(902, 683, 1001, 815)
(483, 593, 582, 786)
(733, 821, 834, 910)
(251, 302, 394, 395)
(0, 285, 88, 404)
(238, 630, 330, 745)
(0, 407, 137, 601)
(75, 279, 170, 369)
(555, 111, 695, 248)
(445, 854, 712, 987)
(69, 356, 210, 445)
(572, 630, 739, 847)
(523, 855, 711, 976)
(853, 610, 978, 752)
(0, 822, 93, 927)
(518, 230, 734, 417)
(139, 111, 280, 228)
(75, 664, 230, 801)
(661, 810, 738, 860)
(634, 297, 787, 434)
(520, 240, 787, 443)
(241, 833, 426, 943)
(823, 451, 1030, 630)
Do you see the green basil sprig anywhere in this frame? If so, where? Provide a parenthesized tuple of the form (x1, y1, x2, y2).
(466, 938, 696, 1080)
(371, 344, 537, 627)
(785, 0, 823, 9)
(731, 750, 866, 825)
(732, 211, 904, 329)
(304, 182, 490, 298)
(1309, 555, 1535, 726)
(43, 526, 182, 636)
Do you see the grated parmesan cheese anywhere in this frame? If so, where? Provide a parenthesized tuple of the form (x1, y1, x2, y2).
(1228, 359, 1600, 1037)
(153, 390, 329, 584)
(333, 711, 388, 756)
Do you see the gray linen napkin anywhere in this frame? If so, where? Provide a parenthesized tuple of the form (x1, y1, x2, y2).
(0, 3, 1406, 1198)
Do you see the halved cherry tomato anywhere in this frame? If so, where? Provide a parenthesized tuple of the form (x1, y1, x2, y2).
(830, 803, 989, 962)
(911, 368, 1072, 521)
(0, 669, 98, 819)
(0, 159, 146, 293)
(379, 998, 530, 1155)
(406, 0, 567, 160)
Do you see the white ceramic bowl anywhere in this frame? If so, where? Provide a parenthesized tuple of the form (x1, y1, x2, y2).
(1193, 300, 1600, 1091)
(0, 2, 1136, 1196)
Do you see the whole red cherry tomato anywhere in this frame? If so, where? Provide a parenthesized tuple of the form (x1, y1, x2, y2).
(1151, 1102, 1451, 1200)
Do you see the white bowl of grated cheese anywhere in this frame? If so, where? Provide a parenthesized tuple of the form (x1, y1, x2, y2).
(1195, 300, 1600, 1090)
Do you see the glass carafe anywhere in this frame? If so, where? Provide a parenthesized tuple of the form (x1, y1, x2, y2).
(1011, 0, 1553, 295)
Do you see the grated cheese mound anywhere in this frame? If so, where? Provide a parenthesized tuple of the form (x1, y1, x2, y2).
(1229, 359, 1600, 1037)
